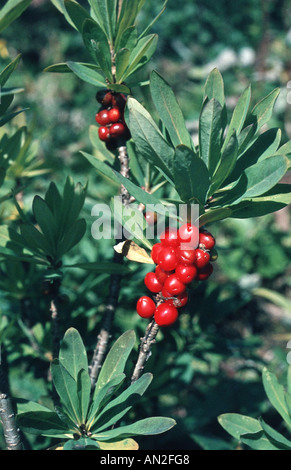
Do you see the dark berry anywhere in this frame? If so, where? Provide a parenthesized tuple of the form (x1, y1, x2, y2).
(96, 109, 111, 125)
(98, 126, 110, 142)
(109, 122, 126, 138)
(197, 263, 213, 281)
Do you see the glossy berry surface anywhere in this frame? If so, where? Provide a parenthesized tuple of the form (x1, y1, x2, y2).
(164, 274, 186, 296)
(151, 243, 163, 264)
(155, 266, 173, 285)
(199, 230, 216, 250)
(98, 126, 110, 142)
(158, 247, 178, 271)
(194, 249, 211, 269)
(176, 247, 196, 266)
(144, 272, 163, 293)
(160, 227, 179, 247)
(95, 109, 111, 125)
(109, 122, 126, 138)
(175, 264, 197, 284)
(154, 302, 178, 326)
(136, 296, 156, 318)
(178, 223, 199, 249)
(108, 107, 121, 123)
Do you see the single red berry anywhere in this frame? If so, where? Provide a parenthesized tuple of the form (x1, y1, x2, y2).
(178, 223, 199, 249)
(154, 302, 178, 326)
(109, 122, 126, 138)
(144, 272, 163, 293)
(176, 247, 196, 265)
(95, 109, 111, 125)
(108, 107, 121, 123)
(144, 211, 157, 226)
(151, 243, 163, 264)
(155, 265, 173, 285)
(159, 227, 179, 247)
(199, 230, 216, 251)
(96, 89, 112, 105)
(175, 264, 197, 284)
(164, 274, 186, 296)
(98, 126, 110, 142)
(161, 286, 173, 299)
(197, 263, 213, 281)
(158, 247, 178, 271)
(136, 296, 156, 318)
(167, 291, 189, 308)
(194, 248, 210, 269)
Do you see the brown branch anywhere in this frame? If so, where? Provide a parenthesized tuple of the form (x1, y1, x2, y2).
(131, 319, 160, 383)
(0, 361, 22, 450)
(90, 145, 130, 389)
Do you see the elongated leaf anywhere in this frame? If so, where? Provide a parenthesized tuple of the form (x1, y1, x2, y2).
(93, 0, 117, 44)
(32, 196, 57, 255)
(88, 374, 125, 426)
(259, 418, 291, 450)
(150, 71, 192, 148)
(218, 413, 262, 441)
(17, 410, 70, 437)
(232, 155, 288, 204)
(262, 367, 291, 427)
(0, 0, 32, 33)
(209, 132, 238, 195)
(199, 98, 223, 176)
(64, 0, 91, 32)
(51, 360, 81, 425)
(44, 62, 101, 73)
(0, 54, 21, 87)
(92, 373, 153, 432)
(82, 19, 112, 80)
(138, 0, 167, 39)
(198, 206, 233, 226)
(223, 85, 251, 151)
(97, 438, 139, 450)
(94, 416, 176, 441)
(115, 48, 131, 82)
(59, 328, 88, 381)
(77, 369, 91, 424)
(204, 68, 224, 106)
(115, 25, 137, 53)
(19, 224, 51, 256)
(246, 87, 280, 132)
(115, 0, 139, 48)
(56, 218, 86, 258)
(67, 61, 107, 87)
(81, 151, 121, 185)
(125, 97, 175, 181)
(230, 199, 286, 219)
(94, 330, 136, 396)
(123, 34, 158, 80)
(173, 145, 210, 205)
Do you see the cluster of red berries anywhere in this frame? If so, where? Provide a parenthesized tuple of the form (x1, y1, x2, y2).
(95, 89, 130, 150)
(136, 223, 217, 327)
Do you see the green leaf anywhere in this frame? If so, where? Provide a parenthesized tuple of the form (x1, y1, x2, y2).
(67, 61, 107, 88)
(115, 25, 137, 53)
(150, 71, 192, 148)
(44, 62, 101, 73)
(19, 224, 52, 257)
(0, 0, 32, 33)
(246, 87, 280, 132)
(198, 207, 233, 226)
(94, 330, 136, 396)
(262, 367, 291, 427)
(81, 151, 121, 185)
(223, 85, 251, 151)
(92, 373, 153, 433)
(115, 48, 131, 82)
(17, 410, 71, 438)
(230, 199, 286, 219)
(59, 328, 88, 381)
(173, 145, 210, 205)
(63, 438, 100, 450)
(218, 413, 262, 441)
(64, 262, 129, 274)
(123, 34, 158, 80)
(87, 374, 125, 427)
(64, 0, 91, 32)
(94, 416, 176, 441)
(125, 97, 175, 181)
(0, 54, 22, 87)
(209, 132, 238, 195)
(138, 0, 167, 40)
(56, 218, 86, 258)
(77, 369, 91, 424)
(82, 18, 112, 80)
(199, 98, 223, 176)
(115, 0, 139, 49)
(258, 418, 291, 450)
(204, 68, 224, 106)
(51, 360, 81, 425)
(32, 196, 57, 256)
(92, 0, 117, 44)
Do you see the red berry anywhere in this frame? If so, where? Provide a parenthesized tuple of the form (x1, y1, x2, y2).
(159, 227, 179, 247)
(164, 274, 186, 296)
(144, 211, 157, 226)
(161, 286, 173, 299)
(98, 126, 110, 142)
(167, 291, 189, 308)
(144, 272, 163, 293)
(108, 107, 121, 123)
(158, 247, 178, 271)
(96, 89, 113, 106)
(111, 93, 127, 109)
(178, 223, 199, 249)
(199, 230, 215, 250)
(154, 302, 178, 326)
(136, 296, 156, 318)
(197, 263, 213, 281)
(176, 248, 196, 265)
(175, 264, 197, 284)
(109, 122, 126, 138)
(155, 265, 173, 285)
(194, 249, 210, 269)
(151, 243, 163, 264)
(95, 109, 111, 125)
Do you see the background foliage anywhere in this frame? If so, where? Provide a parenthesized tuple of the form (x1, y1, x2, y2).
(0, 0, 291, 450)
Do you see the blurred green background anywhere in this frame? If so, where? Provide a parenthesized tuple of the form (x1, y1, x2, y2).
(1, 0, 291, 450)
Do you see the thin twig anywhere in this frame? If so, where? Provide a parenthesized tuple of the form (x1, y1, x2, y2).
(89, 145, 130, 389)
(131, 319, 160, 383)
(50, 298, 60, 360)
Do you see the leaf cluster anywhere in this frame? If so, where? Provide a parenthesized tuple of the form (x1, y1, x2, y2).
(16, 328, 176, 450)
